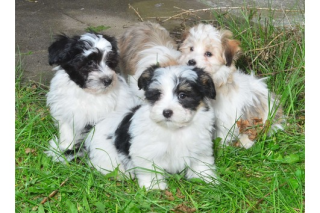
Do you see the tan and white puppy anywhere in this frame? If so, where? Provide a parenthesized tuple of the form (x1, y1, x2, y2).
(118, 21, 181, 100)
(179, 23, 284, 149)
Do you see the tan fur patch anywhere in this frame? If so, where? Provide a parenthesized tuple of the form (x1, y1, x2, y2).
(160, 57, 179, 67)
(220, 29, 241, 66)
(118, 22, 177, 77)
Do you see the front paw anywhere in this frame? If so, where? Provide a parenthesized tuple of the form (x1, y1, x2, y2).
(138, 179, 167, 190)
(239, 134, 255, 149)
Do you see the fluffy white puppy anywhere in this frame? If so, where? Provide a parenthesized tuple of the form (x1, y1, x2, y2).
(85, 65, 218, 190)
(179, 24, 284, 149)
(45, 32, 137, 161)
(118, 21, 181, 99)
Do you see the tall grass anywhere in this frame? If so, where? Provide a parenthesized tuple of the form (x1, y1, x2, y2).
(15, 7, 304, 212)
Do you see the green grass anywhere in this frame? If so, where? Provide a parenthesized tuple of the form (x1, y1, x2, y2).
(15, 8, 304, 213)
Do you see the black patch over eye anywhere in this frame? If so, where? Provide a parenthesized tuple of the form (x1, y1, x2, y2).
(190, 47, 194, 51)
(145, 89, 161, 104)
(205, 51, 212, 57)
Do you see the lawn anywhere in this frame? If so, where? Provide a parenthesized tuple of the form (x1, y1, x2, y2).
(15, 7, 305, 213)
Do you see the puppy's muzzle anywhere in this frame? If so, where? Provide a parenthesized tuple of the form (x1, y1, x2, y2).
(187, 59, 196, 66)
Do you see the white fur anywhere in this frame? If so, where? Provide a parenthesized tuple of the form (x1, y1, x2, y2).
(45, 70, 138, 161)
(85, 66, 218, 190)
(179, 24, 283, 149)
(45, 32, 138, 161)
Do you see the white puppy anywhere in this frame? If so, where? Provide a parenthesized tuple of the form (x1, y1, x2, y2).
(85, 65, 218, 190)
(179, 24, 284, 149)
(45, 32, 137, 161)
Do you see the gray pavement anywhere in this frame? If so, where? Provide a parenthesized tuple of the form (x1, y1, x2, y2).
(15, 0, 304, 85)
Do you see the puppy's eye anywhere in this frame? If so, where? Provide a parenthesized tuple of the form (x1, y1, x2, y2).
(87, 60, 95, 66)
(205, 52, 212, 57)
(190, 47, 194, 52)
(178, 92, 187, 100)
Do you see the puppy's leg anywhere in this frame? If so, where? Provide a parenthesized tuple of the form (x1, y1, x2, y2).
(86, 134, 124, 175)
(238, 134, 255, 149)
(186, 156, 218, 184)
(58, 122, 77, 151)
(134, 164, 167, 190)
(216, 125, 237, 146)
(45, 122, 78, 162)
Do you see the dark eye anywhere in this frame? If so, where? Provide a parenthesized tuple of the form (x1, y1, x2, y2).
(178, 92, 187, 100)
(87, 60, 94, 66)
(190, 47, 194, 52)
(205, 52, 212, 57)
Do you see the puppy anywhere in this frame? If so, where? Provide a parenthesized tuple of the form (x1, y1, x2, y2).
(179, 24, 283, 149)
(45, 32, 138, 161)
(85, 65, 218, 190)
(118, 21, 181, 99)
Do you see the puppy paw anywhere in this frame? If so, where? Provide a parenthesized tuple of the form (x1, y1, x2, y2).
(239, 134, 255, 149)
(139, 179, 167, 190)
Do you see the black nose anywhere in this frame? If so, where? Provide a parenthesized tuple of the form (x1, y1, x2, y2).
(163, 109, 173, 118)
(187, 59, 196, 66)
(103, 78, 112, 87)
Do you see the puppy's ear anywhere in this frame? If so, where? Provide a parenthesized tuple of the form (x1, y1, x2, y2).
(220, 30, 241, 67)
(48, 34, 81, 66)
(178, 29, 190, 50)
(137, 65, 159, 91)
(102, 34, 119, 69)
(102, 34, 118, 51)
(193, 67, 216, 99)
(181, 29, 190, 42)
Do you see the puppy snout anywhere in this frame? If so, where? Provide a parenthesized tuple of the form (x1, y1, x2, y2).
(187, 59, 196, 66)
(102, 77, 113, 87)
(163, 109, 173, 118)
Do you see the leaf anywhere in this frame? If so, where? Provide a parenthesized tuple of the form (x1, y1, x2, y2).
(85, 25, 111, 33)
(95, 202, 106, 213)
(25, 148, 36, 154)
(66, 199, 78, 213)
(164, 190, 175, 201)
(282, 154, 301, 164)
(295, 169, 305, 179)
(37, 205, 45, 213)
(288, 178, 300, 189)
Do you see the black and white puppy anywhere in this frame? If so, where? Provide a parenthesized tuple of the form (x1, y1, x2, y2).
(45, 32, 138, 161)
(85, 65, 218, 190)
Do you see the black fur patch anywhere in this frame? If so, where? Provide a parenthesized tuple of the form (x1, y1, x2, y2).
(144, 89, 162, 105)
(193, 67, 216, 99)
(82, 124, 94, 134)
(61, 51, 104, 88)
(48, 33, 119, 88)
(48, 34, 83, 66)
(114, 105, 141, 157)
(174, 78, 203, 110)
(103, 35, 119, 69)
(137, 65, 160, 90)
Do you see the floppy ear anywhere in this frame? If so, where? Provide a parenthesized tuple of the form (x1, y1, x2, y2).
(220, 30, 241, 67)
(48, 34, 82, 66)
(178, 29, 190, 50)
(101, 34, 119, 69)
(137, 65, 159, 91)
(193, 67, 216, 99)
